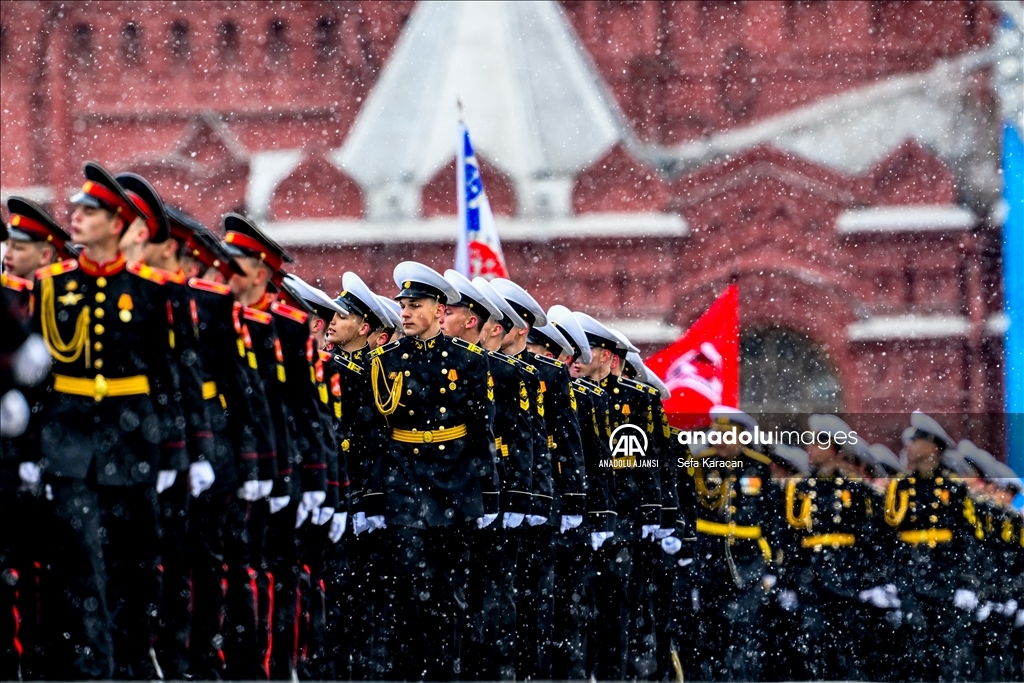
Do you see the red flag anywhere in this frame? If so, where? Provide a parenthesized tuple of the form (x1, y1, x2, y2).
(646, 285, 739, 429)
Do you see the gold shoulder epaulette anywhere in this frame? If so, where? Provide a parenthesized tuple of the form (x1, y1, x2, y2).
(369, 339, 400, 357)
(36, 259, 78, 280)
(127, 261, 169, 284)
(647, 385, 659, 396)
(271, 300, 309, 324)
(243, 307, 273, 325)
(333, 354, 363, 374)
(531, 354, 564, 368)
(451, 337, 483, 354)
(1, 272, 33, 291)
(188, 277, 231, 296)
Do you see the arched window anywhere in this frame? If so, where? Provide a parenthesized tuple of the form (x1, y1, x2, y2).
(219, 20, 240, 63)
(122, 22, 142, 65)
(741, 327, 842, 415)
(315, 16, 336, 62)
(267, 18, 288, 65)
(71, 23, 94, 67)
(169, 19, 190, 63)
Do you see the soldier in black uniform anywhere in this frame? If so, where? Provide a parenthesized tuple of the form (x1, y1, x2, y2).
(2, 199, 70, 680)
(3, 197, 75, 279)
(221, 214, 329, 680)
(321, 271, 391, 678)
(689, 406, 772, 682)
(116, 172, 217, 679)
(440, 270, 529, 681)
(366, 262, 497, 680)
(167, 207, 280, 679)
(32, 162, 185, 678)
(883, 412, 983, 682)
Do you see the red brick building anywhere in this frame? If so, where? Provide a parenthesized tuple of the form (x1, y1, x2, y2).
(0, 1, 1010, 449)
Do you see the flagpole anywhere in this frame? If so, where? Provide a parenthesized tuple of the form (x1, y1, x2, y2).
(455, 100, 470, 276)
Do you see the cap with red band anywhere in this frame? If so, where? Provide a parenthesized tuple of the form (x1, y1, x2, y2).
(221, 213, 293, 278)
(116, 173, 170, 244)
(5, 196, 75, 258)
(165, 204, 244, 279)
(70, 161, 141, 224)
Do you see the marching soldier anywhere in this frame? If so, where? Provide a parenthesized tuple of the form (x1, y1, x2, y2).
(884, 411, 983, 682)
(441, 270, 528, 681)
(166, 206, 279, 679)
(690, 406, 773, 682)
(33, 162, 185, 678)
(221, 214, 330, 680)
(366, 262, 497, 680)
(321, 271, 391, 678)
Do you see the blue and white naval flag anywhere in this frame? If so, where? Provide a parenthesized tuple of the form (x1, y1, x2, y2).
(454, 121, 508, 279)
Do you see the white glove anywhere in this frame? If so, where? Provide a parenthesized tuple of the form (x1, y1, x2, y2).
(189, 461, 216, 497)
(313, 507, 334, 526)
(678, 557, 694, 567)
(526, 515, 547, 527)
(641, 524, 660, 539)
(1016, 609, 1024, 628)
(12, 335, 51, 386)
(560, 515, 583, 533)
(44, 484, 53, 501)
(503, 512, 525, 528)
(998, 599, 1018, 617)
(954, 588, 979, 612)
(859, 586, 887, 609)
(269, 495, 291, 514)
(477, 513, 499, 529)
(156, 470, 177, 494)
(881, 583, 901, 609)
(653, 527, 673, 540)
(302, 491, 327, 511)
(19, 461, 41, 487)
(257, 480, 274, 499)
(776, 589, 799, 612)
(329, 512, 347, 543)
(885, 610, 903, 627)
(238, 480, 262, 502)
(366, 515, 386, 533)
(762, 574, 778, 590)
(590, 531, 613, 550)
(295, 503, 310, 528)
(0, 390, 30, 437)
(352, 511, 369, 535)
(976, 601, 994, 623)
(661, 536, 682, 555)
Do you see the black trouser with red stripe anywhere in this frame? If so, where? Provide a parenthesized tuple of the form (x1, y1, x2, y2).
(265, 500, 301, 681)
(156, 475, 191, 679)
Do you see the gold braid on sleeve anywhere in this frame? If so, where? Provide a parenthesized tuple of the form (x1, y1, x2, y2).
(40, 277, 90, 367)
(884, 478, 908, 527)
(785, 479, 812, 530)
(370, 355, 402, 416)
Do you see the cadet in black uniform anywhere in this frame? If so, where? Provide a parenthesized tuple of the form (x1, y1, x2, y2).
(441, 270, 528, 681)
(168, 207, 280, 679)
(691, 406, 772, 682)
(33, 162, 185, 679)
(367, 262, 497, 681)
(884, 412, 983, 682)
(3, 197, 75, 279)
(322, 271, 391, 679)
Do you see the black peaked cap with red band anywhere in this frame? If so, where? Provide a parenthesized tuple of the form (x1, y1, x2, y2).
(6, 196, 75, 257)
(222, 213, 293, 277)
(71, 161, 142, 224)
(166, 205, 244, 278)
(116, 173, 170, 244)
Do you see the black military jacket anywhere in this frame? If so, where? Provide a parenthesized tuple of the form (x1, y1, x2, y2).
(572, 377, 616, 533)
(32, 255, 184, 486)
(486, 349, 536, 515)
(600, 374, 662, 539)
(242, 299, 293, 488)
(322, 344, 379, 513)
(883, 470, 983, 599)
(365, 332, 497, 528)
(188, 277, 276, 492)
(693, 444, 774, 589)
(518, 352, 587, 522)
(782, 471, 880, 600)
(1, 273, 35, 492)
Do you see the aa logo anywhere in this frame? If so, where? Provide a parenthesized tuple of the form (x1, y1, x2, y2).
(609, 424, 648, 458)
